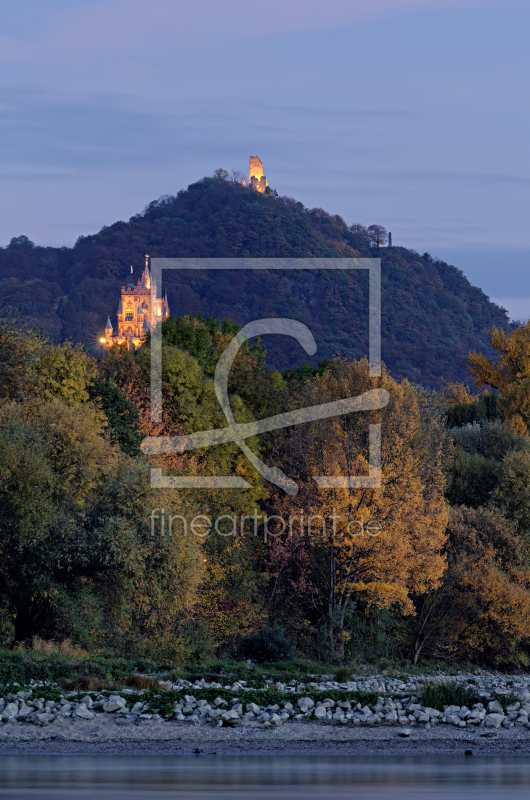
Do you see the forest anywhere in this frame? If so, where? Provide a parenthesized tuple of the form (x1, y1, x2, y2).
(2, 312, 530, 671)
(0, 173, 509, 388)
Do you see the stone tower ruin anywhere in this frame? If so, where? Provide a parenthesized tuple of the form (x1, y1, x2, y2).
(249, 156, 268, 193)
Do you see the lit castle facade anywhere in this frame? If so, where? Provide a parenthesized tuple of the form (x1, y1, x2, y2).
(103, 255, 170, 349)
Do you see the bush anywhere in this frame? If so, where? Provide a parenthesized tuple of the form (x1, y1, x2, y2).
(0, 649, 172, 685)
(421, 680, 479, 711)
(236, 627, 294, 663)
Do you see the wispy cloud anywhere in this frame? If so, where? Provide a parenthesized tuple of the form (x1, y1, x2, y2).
(0, 0, 503, 62)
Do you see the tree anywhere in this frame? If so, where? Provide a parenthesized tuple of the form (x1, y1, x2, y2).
(367, 224, 388, 248)
(8, 235, 34, 249)
(270, 359, 449, 657)
(411, 506, 530, 666)
(446, 420, 527, 508)
(35, 340, 97, 406)
(442, 381, 478, 406)
(468, 322, 530, 434)
(0, 398, 204, 648)
(213, 168, 229, 181)
(0, 325, 40, 402)
(88, 376, 142, 456)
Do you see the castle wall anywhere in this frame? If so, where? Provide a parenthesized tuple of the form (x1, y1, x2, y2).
(249, 156, 268, 193)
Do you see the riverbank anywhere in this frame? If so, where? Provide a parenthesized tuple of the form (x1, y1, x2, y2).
(3, 670, 530, 756)
(1, 716, 530, 756)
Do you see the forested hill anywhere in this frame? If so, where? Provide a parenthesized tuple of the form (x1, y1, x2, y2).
(0, 176, 508, 386)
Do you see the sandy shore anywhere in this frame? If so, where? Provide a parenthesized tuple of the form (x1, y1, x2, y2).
(1, 716, 530, 756)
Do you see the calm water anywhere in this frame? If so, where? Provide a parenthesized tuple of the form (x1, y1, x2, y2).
(0, 755, 530, 799)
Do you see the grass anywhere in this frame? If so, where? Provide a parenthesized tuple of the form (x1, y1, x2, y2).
(177, 659, 331, 685)
(0, 648, 174, 685)
(497, 692, 519, 711)
(421, 681, 479, 711)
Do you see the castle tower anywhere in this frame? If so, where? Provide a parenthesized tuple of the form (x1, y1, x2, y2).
(249, 156, 268, 193)
(102, 253, 170, 349)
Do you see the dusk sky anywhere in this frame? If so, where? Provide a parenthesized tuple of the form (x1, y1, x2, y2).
(1, 0, 529, 318)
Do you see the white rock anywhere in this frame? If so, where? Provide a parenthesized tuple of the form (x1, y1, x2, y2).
(424, 708, 441, 718)
(246, 703, 261, 715)
(487, 700, 504, 714)
(2, 703, 19, 720)
(103, 695, 126, 713)
(103, 701, 122, 713)
(485, 713, 505, 728)
(297, 698, 314, 713)
(75, 705, 94, 720)
(313, 706, 327, 719)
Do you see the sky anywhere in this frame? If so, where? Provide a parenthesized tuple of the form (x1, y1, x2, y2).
(1, 0, 529, 318)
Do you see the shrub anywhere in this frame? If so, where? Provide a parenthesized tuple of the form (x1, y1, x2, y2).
(59, 675, 109, 692)
(0, 649, 167, 684)
(236, 627, 294, 663)
(421, 681, 479, 711)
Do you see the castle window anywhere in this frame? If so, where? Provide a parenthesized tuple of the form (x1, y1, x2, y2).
(125, 313, 133, 321)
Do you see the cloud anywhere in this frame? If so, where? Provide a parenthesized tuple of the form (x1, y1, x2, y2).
(342, 167, 530, 188)
(0, 0, 503, 63)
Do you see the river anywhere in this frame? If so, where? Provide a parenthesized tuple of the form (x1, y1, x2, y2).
(1, 755, 530, 799)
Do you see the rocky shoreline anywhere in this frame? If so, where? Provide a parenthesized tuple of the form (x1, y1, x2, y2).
(2, 672, 530, 754)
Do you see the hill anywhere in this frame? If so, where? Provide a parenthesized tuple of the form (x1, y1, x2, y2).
(0, 176, 509, 386)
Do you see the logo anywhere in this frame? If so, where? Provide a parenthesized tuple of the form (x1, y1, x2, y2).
(141, 258, 387, 492)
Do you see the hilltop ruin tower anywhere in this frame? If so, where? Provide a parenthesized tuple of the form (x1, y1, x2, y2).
(249, 156, 268, 193)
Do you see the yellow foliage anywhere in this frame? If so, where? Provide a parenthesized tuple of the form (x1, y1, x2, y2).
(413, 506, 530, 666)
(468, 323, 530, 434)
(442, 381, 478, 406)
(275, 359, 449, 648)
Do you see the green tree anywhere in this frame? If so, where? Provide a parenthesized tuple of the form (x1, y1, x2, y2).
(88, 376, 142, 456)
(0, 325, 40, 402)
(35, 340, 97, 406)
(446, 421, 527, 508)
(8, 235, 35, 249)
(0, 399, 203, 647)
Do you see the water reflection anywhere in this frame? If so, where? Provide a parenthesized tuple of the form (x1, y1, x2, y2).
(0, 755, 530, 799)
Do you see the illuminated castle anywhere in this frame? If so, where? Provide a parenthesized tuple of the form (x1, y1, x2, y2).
(247, 156, 268, 193)
(103, 255, 170, 349)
